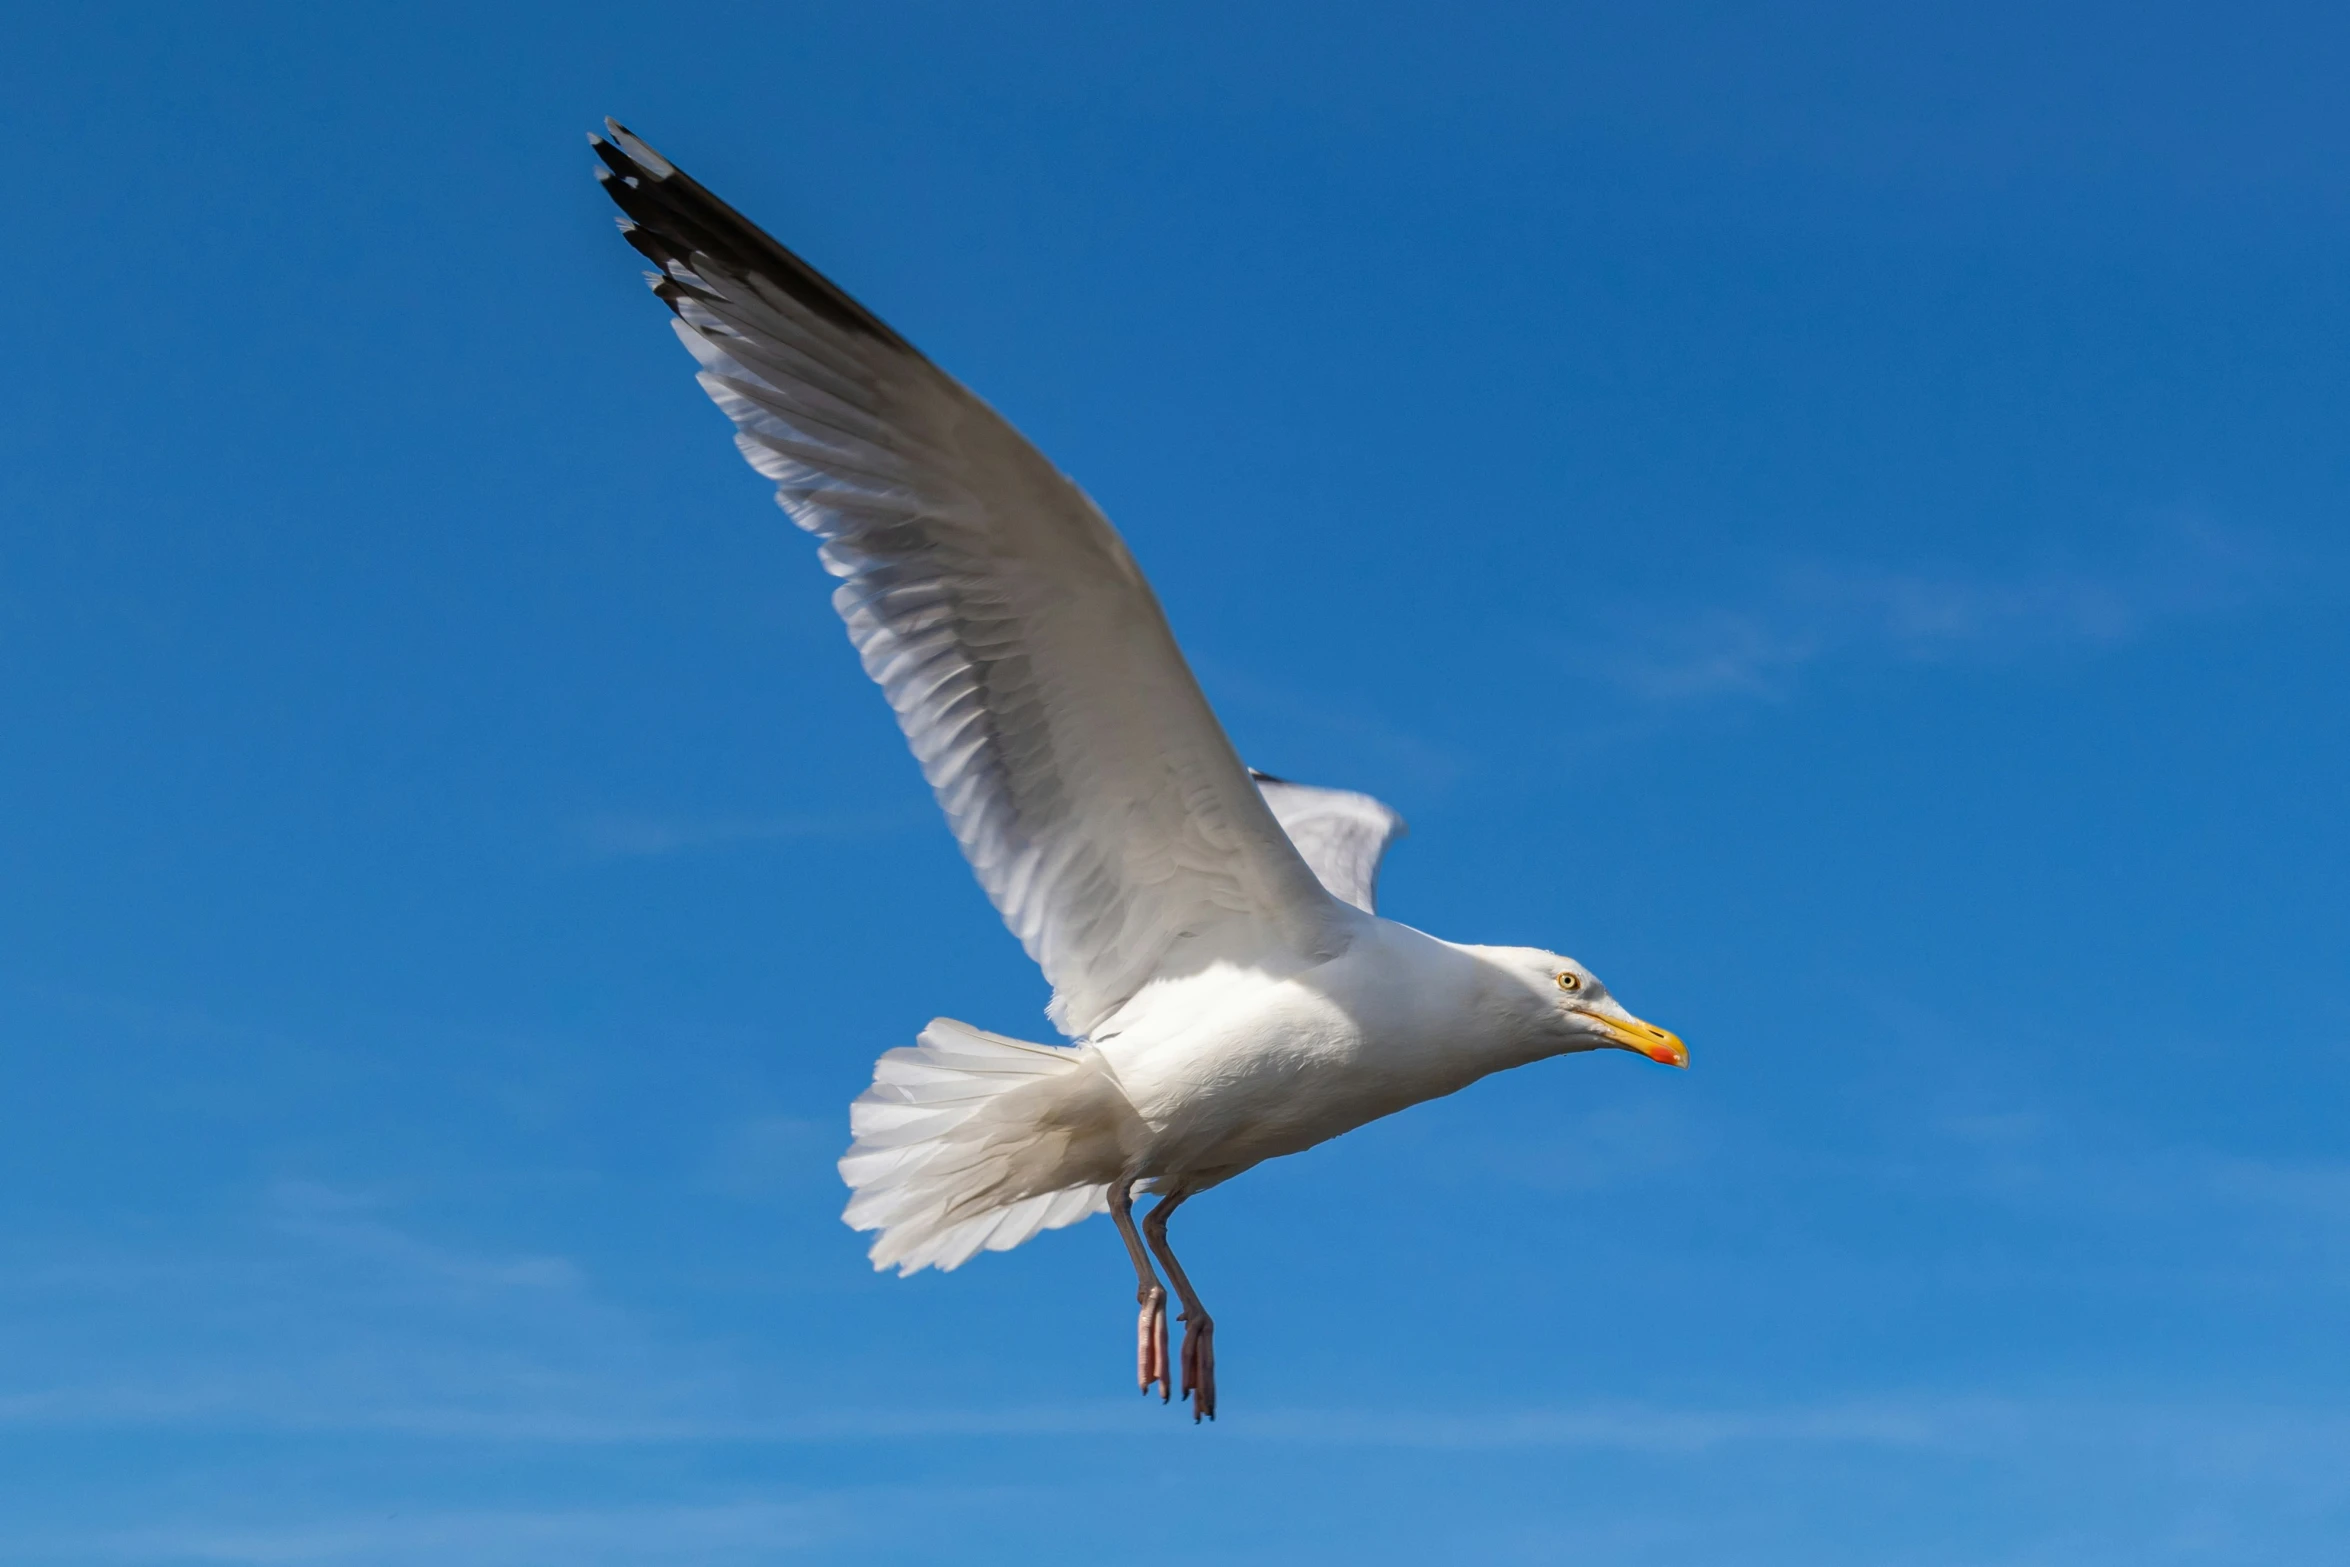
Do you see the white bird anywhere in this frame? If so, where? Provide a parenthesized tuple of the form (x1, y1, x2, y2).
(591, 121, 1688, 1421)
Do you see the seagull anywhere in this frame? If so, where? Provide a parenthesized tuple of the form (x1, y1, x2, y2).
(590, 121, 1688, 1421)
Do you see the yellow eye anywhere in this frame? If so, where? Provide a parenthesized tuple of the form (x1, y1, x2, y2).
(1556, 972, 1581, 992)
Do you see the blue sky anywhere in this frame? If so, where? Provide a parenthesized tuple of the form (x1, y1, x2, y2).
(6, 2, 2349, 1561)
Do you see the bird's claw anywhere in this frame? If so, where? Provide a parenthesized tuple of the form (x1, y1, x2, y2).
(1179, 1312, 1215, 1421)
(1137, 1286, 1169, 1400)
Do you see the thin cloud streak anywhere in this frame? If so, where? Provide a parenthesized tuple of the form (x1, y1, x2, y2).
(83, 1502, 839, 1567)
(1584, 523, 2270, 705)
(61, 1487, 1026, 1567)
(9, 1354, 2348, 1466)
(28, 1404, 2350, 1566)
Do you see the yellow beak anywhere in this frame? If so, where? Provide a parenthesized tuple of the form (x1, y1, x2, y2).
(1596, 1012, 1689, 1068)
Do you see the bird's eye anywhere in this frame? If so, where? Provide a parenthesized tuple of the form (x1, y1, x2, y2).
(1556, 972, 1581, 992)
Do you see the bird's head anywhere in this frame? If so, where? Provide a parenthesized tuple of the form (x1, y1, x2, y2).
(1480, 947, 1688, 1068)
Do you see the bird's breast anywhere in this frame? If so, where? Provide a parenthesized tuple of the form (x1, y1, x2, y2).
(1094, 929, 1506, 1178)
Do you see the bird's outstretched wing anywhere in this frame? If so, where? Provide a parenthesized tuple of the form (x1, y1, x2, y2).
(591, 122, 1348, 1037)
(1249, 771, 1407, 914)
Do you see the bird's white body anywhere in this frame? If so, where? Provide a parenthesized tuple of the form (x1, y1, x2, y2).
(1096, 919, 1542, 1185)
(839, 917, 1666, 1276)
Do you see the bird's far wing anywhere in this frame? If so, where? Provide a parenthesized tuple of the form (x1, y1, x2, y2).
(591, 122, 1348, 1037)
(1249, 771, 1407, 915)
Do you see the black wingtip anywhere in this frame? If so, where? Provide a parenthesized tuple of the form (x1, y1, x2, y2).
(601, 119, 678, 179)
(587, 119, 914, 355)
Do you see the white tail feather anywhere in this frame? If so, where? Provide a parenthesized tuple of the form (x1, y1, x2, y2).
(841, 1018, 1134, 1275)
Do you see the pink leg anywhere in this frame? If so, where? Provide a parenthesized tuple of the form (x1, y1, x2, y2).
(1108, 1180, 1168, 1401)
(1142, 1188, 1216, 1421)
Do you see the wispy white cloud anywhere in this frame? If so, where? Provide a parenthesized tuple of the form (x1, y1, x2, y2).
(1957, 1129, 2350, 1246)
(0, 1180, 734, 1445)
(1230, 1391, 2350, 1532)
(19, 1397, 2349, 1566)
(0, 1178, 1189, 1448)
(8, 1172, 2350, 1564)
(1777, 994, 2350, 1272)
(1237, 1397, 1940, 1451)
(1584, 522, 2269, 704)
(81, 1499, 843, 1567)
(2201, 1155, 2350, 1221)
(266, 1179, 586, 1292)
(53, 1486, 1042, 1567)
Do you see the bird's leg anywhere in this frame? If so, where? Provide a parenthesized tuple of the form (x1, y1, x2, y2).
(1108, 1180, 1169, 1401)
(1142, 1188, 1216, 1421)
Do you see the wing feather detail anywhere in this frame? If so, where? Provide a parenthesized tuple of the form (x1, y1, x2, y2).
(1249, 771, 1408, 914)
(592, 122, 1349, 1035)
